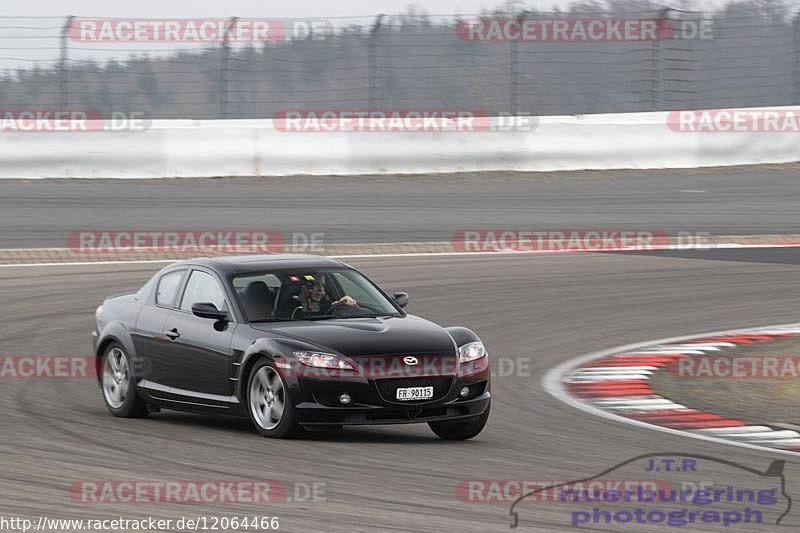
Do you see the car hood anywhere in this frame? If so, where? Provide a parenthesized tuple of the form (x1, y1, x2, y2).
(250, 315, 457, 357)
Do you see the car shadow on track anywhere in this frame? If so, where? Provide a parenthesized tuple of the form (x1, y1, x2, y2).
(146, 412, 464, 443)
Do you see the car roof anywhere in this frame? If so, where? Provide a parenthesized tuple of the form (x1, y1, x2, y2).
(168, 254, 346, 276)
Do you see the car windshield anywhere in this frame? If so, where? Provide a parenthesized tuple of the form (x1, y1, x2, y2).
(232, 268, 402, 322)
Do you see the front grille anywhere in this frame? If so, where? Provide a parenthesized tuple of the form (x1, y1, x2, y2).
(375, 377, 453, 403)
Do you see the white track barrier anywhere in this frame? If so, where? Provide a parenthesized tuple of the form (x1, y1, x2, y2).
(0, 107, 798, 178)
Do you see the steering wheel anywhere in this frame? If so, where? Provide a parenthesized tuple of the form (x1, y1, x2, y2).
(327, 299, 383, 315)
(327, 299, 348, 313)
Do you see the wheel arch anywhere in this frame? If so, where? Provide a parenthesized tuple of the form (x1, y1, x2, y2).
(95, 322, 138, 385)
(237, 338, 284, 402)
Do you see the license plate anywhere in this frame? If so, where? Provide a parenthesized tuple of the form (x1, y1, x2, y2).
(396, 386, 434, 401)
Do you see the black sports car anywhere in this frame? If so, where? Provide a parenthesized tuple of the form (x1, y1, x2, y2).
(92, 255, 491, 439)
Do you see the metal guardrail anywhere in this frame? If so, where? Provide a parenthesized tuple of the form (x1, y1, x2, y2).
(0, 4, 797, 118)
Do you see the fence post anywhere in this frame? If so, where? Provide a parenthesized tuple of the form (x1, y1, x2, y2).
(650, 8, 672, 111)
(59, 15, 74, 109)
(794, 11, 800, 105)
(368, 14, 384, 110)
(509, 14, 519, 115)
(510, 10, 531, 115)
(219, 16, 238, 119)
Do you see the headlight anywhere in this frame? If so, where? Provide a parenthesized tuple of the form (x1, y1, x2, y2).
(293, 351, 355, 370)
(458, 341, 487, 363)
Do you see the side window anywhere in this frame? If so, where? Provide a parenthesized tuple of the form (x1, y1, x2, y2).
(155, 270, 185, 308)
(180, 271, 228, 312)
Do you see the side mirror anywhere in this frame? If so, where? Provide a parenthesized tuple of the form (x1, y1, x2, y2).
(392, 292, 409, 309)
(192, 302, 229, 321)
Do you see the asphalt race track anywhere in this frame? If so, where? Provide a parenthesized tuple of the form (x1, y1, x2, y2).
(1, 164, 800, 248)
(3, 248, 800, 532)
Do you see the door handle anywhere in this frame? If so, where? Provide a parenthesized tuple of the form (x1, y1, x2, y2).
(165, 328, 180, 341)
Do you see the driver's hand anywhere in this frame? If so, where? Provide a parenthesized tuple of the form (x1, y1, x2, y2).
(338, 296, 357, 307)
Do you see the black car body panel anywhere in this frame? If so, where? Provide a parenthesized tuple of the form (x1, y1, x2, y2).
(250, 315, 458, 356)
(94, 255, 491, 429)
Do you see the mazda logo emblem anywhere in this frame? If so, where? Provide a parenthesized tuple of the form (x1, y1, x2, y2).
(403, 356, 419, 366)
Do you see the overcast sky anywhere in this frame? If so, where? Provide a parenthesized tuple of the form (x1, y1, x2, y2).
(8, 0, 730, 18)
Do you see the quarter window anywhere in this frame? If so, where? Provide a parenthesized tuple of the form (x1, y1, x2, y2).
(180, 270, 228, 312)
(155, 270, 185, 308)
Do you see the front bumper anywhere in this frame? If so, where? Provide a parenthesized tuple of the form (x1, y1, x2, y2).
(284, 358, 492, 427)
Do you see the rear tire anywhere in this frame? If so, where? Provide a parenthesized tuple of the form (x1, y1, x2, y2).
(429, 402, 490, 440)
(101, 342, 148, 418)
(246, 359, 303, 439)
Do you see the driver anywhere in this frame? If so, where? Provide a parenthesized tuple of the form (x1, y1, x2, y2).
(299, 277, 357, 314)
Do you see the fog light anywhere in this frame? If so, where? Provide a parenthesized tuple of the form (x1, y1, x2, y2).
(459, 386, 470, 398)
(339, 393, 352, 405)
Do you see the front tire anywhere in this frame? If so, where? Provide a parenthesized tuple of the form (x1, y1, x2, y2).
(246, 359, 302, 438)
(429, 402, 490, 440)
(101, 342, 148, 418)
